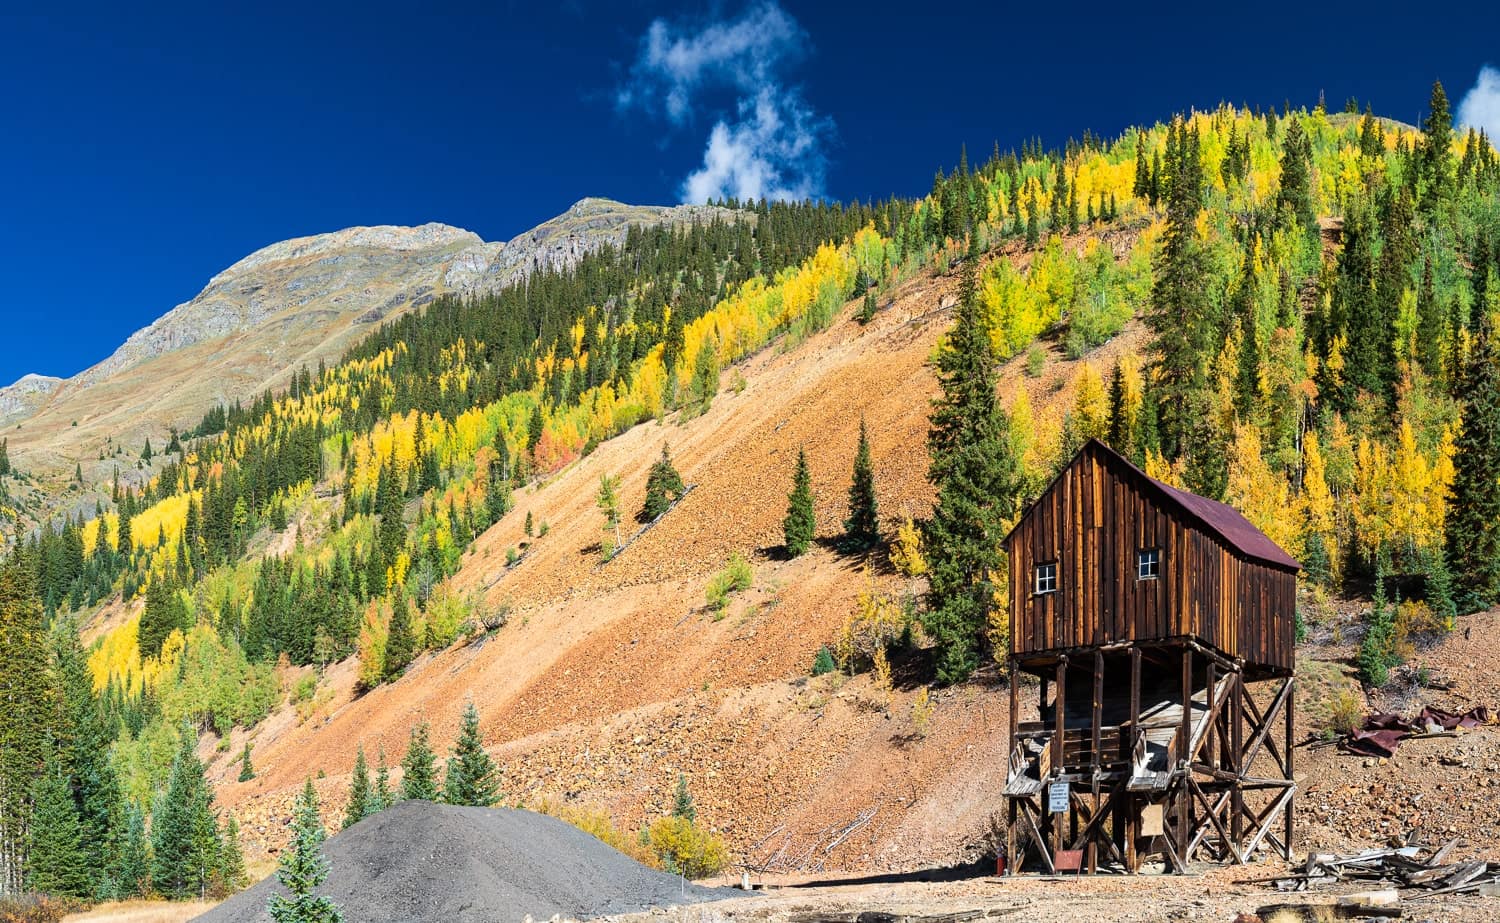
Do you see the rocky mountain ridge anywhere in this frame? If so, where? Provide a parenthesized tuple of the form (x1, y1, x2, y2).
(0, 197, 735, 538)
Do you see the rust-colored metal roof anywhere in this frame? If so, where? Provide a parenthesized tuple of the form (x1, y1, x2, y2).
(1145, 472, 1302, 571)
(1004, 439, 1301, 572)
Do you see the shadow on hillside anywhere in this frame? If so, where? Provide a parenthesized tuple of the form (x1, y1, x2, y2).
(785, 856, 995, 889)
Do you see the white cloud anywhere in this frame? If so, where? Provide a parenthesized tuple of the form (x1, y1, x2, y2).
(616, 2, 831, 204)
(1457, 65, 1500, 139)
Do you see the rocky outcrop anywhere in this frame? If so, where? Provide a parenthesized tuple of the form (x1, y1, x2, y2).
(73, 223, 483, 388)
(0, 373, 65, 427)
(445, 198, 739, 295)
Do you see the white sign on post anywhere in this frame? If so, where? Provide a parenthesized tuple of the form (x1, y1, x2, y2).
(1047, 782, 1069, 814)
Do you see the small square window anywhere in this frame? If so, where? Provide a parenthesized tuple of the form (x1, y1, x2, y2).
(1137, 548, 1160, 580)
(1034, 562, 1058, 595)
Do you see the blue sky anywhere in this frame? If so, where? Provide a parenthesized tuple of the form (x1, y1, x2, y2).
(3, 1, 1499, 384)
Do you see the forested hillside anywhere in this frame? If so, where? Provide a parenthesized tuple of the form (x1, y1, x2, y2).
(1, 82, 1498, 906)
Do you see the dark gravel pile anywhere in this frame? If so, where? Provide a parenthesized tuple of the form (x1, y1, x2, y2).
(194, 800, 738, 922)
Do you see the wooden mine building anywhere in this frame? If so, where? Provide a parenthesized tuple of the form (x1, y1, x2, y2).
(1001, 439, 1299, 874)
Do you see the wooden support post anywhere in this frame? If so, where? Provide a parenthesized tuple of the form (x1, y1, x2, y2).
(1284, 676, 1295, 860)
(1054, 658, 1067, 866)
(1231, 673, 1244, 846)
(1090, 651, 1103, 874)
(1126, 646, 1141, 872)
(1204, 662, 1217, 768)
(1178, 647, 1192, 870)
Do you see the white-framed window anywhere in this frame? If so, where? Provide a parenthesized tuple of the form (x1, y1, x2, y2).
(1034, 561, 1058, 595)
(1137, 548, 1161, 580)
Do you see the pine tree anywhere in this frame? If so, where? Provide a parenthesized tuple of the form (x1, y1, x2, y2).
(1447, 270, 1500, 609)
(399, 724, 439, 802)
(0, 437, 9, 476)
(783, 447, 816, 557)
(372, 750, 393, 813)
(141, 438, 153, 462)
(671, 774, 696, 823)
(52, 621, 122, 892)
(0, 559, 55, 896)
(112, 803, 150, 898)
(690, 335, 720, 410)
(151, 728, 223, 900)
(383, 594, 415, 679)
(1419, 80, 1454, 216)
(239, 742, 255, 782)
(859, 289, 876, 325)
(342, 747, 372, 830)
(924, 244, 1021, 684)
(441, 702, 500, 807)
(1132, 132, 1151, 201)
(268, 780, 342, 923)
(219, 816, 246, 892)
(843, 418, 879, 551)
(641, 446, 685, 521)
(26, 763, 90, 898)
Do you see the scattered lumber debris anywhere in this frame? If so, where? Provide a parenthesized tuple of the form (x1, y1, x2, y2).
(1268, 837, 1500, 901)
(1342, 706, 1489, 758)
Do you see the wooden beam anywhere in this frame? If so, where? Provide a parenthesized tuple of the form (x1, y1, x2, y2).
(1091, 651, 1104, 874)
(1241, 677, 1292, 773)
(1232, 672, 1244, 845)
(1186, 778, 1244, 864)
(1284, 677, 1295, 860)
(1244, 786, 1295, 857)
(1016, 798, 1055, 874)
(1178, 647, 1192, 871)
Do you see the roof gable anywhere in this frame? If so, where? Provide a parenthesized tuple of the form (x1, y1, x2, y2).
(1004, 439, 1301, 572)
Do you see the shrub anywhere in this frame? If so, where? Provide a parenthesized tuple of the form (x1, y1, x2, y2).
(532, 797, 658, 867)
(1328, 687, 1363, 736)
(1024, 345, 1047, 378)
(646, 815, 729, 879)
(810, 645, 836, 676)
(910, 687, 934, 738)
(836, 571, 908, 669)
(889, 515, 927, 577)
(0, 894, 85, 923)
(705, 553, 753, 612)
(505, 546, 519, 566)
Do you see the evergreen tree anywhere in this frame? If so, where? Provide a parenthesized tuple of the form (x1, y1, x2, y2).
(267, 780, 342, 923)
(219, 815, 246, 893)
(924, 244, 1021, 684)
(342, 747, 372, 830)
(783, 447, 816, 557)
(238, 742, 255, 782)
(398, 724, 439, 802)
(383, 594, 415, 679)
(859, 289, 876, 325)
(1132, 132, 1151, 201)
(641, 446, 685, 521)
(671, 774, 696, 823)
(690, 335, 720, 410)
(1147, 115, 1212, 460)
(1419, 80, 1454, 216)
(372, 750, 393, 813)
(0, 437, 9, 476)
(52, 621, 122, 892)
(843, 418, 879, 551)
(0, 559, 55, 896)
(151, 728, 223, 900)
(26, 763, 90, 898)
(1447, 270, 1500, 608)
(440, 702, 500, 807)
(141, 438, 153, 462)
(112, 803, 150, 898)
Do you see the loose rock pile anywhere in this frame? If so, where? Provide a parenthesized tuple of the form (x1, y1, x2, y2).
(195, 800, 738, 923)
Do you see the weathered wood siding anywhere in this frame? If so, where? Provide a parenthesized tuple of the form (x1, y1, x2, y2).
(1006, 441, 1295, 673)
